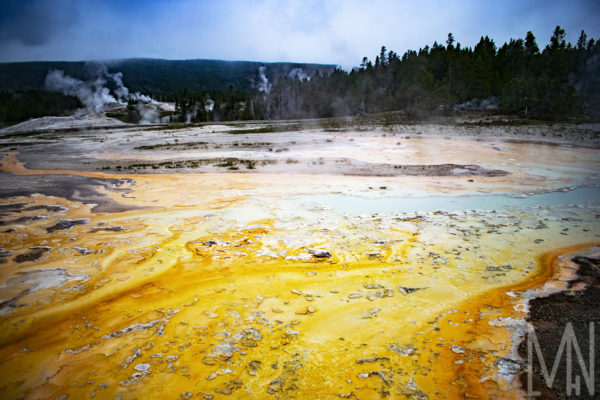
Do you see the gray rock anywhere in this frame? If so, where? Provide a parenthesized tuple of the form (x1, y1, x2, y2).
(47, 218, 90, 233)
(133, 363, 150, 372)
(398, 286, 425, 295)
(308, 248, 332, 258)
(206, 373, 217, 380)
(450, 345, 465, 354)
(356, 357, 390, 363)
(389, 343, 416, 356)
(247, 360, 261, 376)
(494, 358, 523, 376)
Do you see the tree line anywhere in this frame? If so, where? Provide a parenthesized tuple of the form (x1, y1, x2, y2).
(0, 90, 81, 127)
(270, 26, 600, 120)
(166, 26, 599, 122)
(2, 25, 598, 127)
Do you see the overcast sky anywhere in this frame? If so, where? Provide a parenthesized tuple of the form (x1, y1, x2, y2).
(1, 0, 599, 67)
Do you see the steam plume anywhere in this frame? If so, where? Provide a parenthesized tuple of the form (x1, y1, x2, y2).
(257, 66, 271, 94)
(137, 105, 160, 125)
(45, 69, 117, 113)
(288, 68, 310, 81)
(111, 71, 129, 101)
(45, 62, 162, 123)
(455, 97, 499, 111)
(204, 97, 215, 112)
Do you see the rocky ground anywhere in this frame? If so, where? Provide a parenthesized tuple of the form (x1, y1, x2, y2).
(519, 248, 600, 399)
(1, 112, 599, 175)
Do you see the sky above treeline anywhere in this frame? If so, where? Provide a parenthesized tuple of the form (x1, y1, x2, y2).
(1, 0, 599, 67)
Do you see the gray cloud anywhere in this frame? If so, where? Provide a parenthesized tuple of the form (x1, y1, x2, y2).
(0, 0, 78, 47)
(0, 0, 599, 66)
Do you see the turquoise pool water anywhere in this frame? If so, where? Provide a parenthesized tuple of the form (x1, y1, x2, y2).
(297, 186, 600, 215)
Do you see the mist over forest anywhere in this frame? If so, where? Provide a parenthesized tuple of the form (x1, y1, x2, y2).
(1, 25, 599, 126)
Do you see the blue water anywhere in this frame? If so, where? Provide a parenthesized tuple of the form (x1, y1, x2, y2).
(298, 186, 600, 215)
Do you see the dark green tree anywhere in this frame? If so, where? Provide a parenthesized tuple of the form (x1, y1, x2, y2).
(549, 25, 566, 50)
(525, 31, 540, 55)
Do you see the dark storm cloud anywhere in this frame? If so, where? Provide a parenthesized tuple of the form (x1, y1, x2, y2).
(0, 0, 78, 47)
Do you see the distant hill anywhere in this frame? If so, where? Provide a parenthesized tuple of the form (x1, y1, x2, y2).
(0, 59, 336, 95)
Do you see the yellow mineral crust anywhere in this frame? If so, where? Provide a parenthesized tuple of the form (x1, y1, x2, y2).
(0, 152, 598, 399)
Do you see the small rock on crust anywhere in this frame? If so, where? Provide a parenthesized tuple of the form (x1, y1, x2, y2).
(308, 249, 332, 258)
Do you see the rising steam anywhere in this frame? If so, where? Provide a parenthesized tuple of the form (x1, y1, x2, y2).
(257, 66, 271, 94)
(204, 97, 215, 112)
(288, 68, 310, 81)
(45, 69, 118, 113)
(44, 63, 162, 123)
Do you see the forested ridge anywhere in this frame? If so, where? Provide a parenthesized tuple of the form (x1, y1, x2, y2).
(1, 26, 599, 126)
(0, 60, 333, 126)
(169, 26, 600, 122)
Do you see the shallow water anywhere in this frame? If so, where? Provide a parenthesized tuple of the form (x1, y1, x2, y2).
(297, 186, 600, 215)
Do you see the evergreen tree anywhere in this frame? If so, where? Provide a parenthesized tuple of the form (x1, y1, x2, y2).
(446, 33, 455, 49)
(549, 25, 566, 50)
(525, 31, 539, 55)
(577, 30, 588, 50)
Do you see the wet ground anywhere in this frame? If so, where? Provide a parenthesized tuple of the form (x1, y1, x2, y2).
(0, 116, 599, 399)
